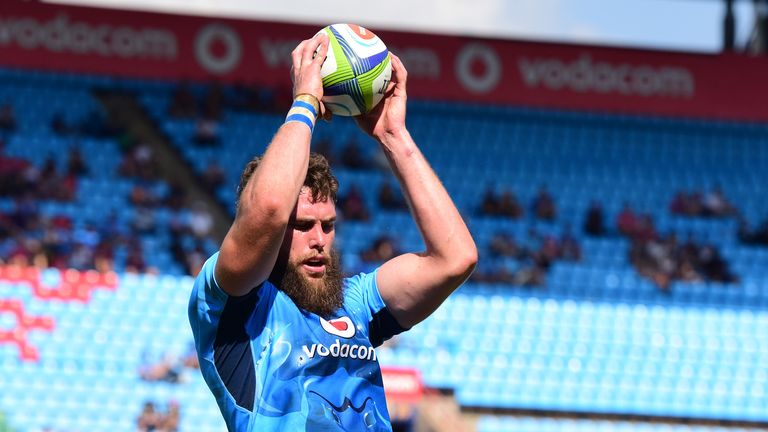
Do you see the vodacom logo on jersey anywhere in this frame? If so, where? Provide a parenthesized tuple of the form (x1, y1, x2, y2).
(301, 316, 378, 362)
(320, 316, 355, 338)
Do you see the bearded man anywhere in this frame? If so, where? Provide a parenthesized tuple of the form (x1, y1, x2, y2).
(188, 32, 477, 431)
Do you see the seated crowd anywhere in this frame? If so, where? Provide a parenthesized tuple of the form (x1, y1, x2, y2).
(0, 99, 218, 276)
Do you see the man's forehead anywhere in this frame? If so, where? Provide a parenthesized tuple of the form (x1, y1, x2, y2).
(294, 190, 336, 219)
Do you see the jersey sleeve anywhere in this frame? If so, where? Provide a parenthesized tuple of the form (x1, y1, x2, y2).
(188, 252, 259, 429)
(344, 269, 409, 348)
(188, 252, 229, 362)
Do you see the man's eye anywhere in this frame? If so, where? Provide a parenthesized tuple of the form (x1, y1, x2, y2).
(322, 223, 335, 233)
(293, 222, 312, 231)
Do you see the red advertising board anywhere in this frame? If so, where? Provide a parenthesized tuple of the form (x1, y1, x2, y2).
(1, 1, 767, 122)
(381, 366, 423, 402)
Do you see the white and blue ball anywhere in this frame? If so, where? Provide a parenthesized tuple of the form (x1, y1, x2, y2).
(317, 24, 391, 116)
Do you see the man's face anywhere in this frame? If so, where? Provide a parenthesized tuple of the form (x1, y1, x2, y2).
(285, 188, 337, 280)
(273, 187, 343, 317)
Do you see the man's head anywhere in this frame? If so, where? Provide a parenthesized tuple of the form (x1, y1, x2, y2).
(237, 152, 338, 206)
(237, 153, 343, 317)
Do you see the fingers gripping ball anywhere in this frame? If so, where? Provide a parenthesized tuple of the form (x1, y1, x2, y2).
(315, 24, 392, 117)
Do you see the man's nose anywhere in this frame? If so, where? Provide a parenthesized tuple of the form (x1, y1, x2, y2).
(308, 225, 327, 249)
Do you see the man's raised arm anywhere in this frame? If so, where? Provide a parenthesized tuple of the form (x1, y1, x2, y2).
(355, 54, 478, 328)
(215, 34, 328, 296)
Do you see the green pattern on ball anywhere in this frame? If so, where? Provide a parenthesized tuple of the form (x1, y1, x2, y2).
(321, 29, 355, 88)
(356, 54, 391, 110)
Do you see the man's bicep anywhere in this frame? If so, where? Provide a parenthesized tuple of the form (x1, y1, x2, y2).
(376, 252, 457, 329)
(215, 225, 284, 297)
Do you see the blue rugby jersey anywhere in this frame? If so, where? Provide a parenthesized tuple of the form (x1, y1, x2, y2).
(188, 252, 406, 431)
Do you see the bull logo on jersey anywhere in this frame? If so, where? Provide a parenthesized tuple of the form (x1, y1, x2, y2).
(320, 316, 355, 339)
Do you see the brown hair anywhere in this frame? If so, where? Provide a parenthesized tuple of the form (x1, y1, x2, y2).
(236, 152, 338, 206)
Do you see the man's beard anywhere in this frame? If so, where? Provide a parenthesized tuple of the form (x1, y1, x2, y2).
(275, 249, 344, 317)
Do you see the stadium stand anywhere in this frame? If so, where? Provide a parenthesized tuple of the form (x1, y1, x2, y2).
(2, 6, 768, 431)
(3, 65, 768, 430)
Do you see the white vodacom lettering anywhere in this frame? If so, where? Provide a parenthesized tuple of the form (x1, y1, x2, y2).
(258, 39, 444, 80)
(301, 339, 377, 362)
(0, 14, 177, 60)
(388, 45, 441, 79)
(259, 38, 301, 68)
(517, 54, 695, 98)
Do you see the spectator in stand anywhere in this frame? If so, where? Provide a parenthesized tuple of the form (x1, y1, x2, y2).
(132, 207, 157, 236)
(19, 163, 42, 197)
(519, 227, 543, 260)
(470, 227, 550, 287)
(119, 142, 158, 180)
(68, 242, 95, 270)
(479, 184, 499, 216)
(513, 255, 547, 287)
(489, 230, 520, 258)
(497, 188, 523, 219)
(97, 212, 127, 247)
(38, 156, 61, 200)
(184, 243, 208, 276)
(360, 235, 399, 265)
(686, 190, 705, 216)
(531, 186, 556, 221)
(629, 235, 674, 292)
(136, 400, 180, 432)
(164, 181, 188, 211)
(137, 401, 164, 432)
(44, 215, 75, 268)
(670, 187, 736, 218)
(50, 112, 73, 135)
(629, 228, 738, 291)
(584, 200, 605, 236)
(168, 84, 198, 119)
(66, 147, 88, 177)
(537, 234, 560, 270)
(633, 214, 658, 244)
(559, 226, 582, 262)
(93, 240, 115, 273)
(162, 401, 180, 432)
(737, 215, 768, 245)
(130, 184, 160, 209)
(378, 181, 407, 211)
(702, 186, 736, 217)
(669, 191, 690, 216)
(0, 103, 17, 133)
(125, 238, 150, 273)
(0, 139, 30, 196)
(698, 244, 738, 283)
(616, 202, 639, 238)
(189, 201, 214, 238)
(202, 84, 224, 121)
(193, 117, 219, 146)
(12, 193, 40, 231)
(32, 156, 76, 202)
(139, 348, 181, 383)
(339, 184, 370, 221)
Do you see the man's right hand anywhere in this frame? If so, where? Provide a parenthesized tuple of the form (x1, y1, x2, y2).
(291, 33, 329, 118)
